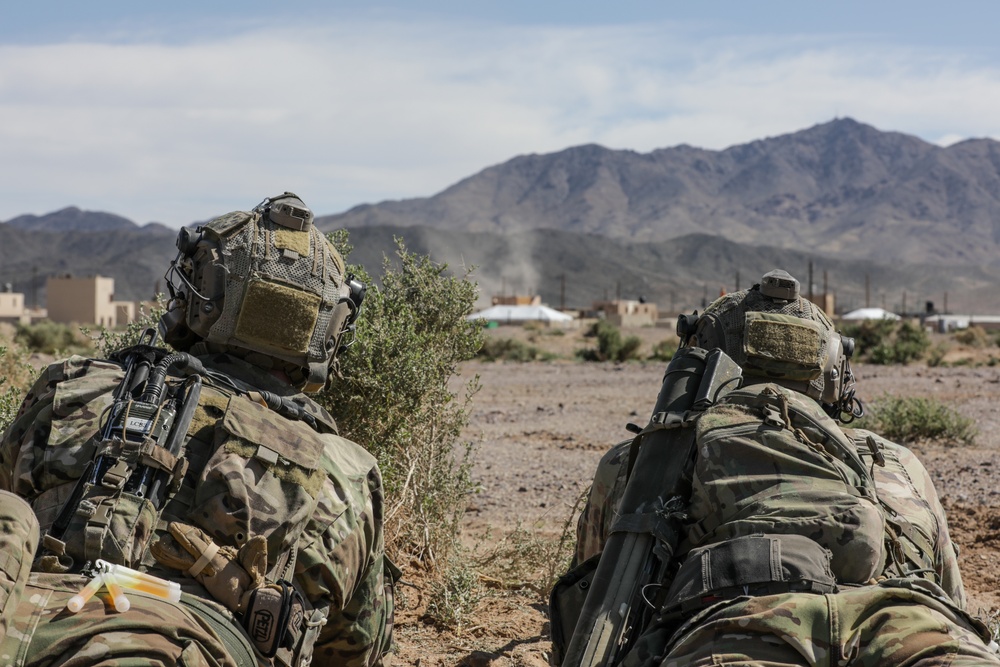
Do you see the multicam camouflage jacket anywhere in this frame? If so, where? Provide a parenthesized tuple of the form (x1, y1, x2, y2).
(573, 382, 967, 607)
(0, 353, 392, 667)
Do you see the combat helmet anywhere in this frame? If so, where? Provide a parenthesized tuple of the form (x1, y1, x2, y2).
(159, 192, 365, 392)
(677, 269, 862, 421)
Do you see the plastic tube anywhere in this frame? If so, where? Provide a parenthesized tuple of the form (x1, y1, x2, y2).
(103, 574, 131, 612)
(66, 574, 105, 613)
(95, 560, 181, 603)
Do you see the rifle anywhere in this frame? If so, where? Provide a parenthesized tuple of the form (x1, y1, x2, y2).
(561, 347, 742, 667)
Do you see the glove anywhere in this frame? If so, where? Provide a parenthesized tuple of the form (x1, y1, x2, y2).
(151, 521, 267, 613)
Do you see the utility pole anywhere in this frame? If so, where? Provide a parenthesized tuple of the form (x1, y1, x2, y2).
(865, 274, 871, 308)
(559, 274, 566, 311)
(735, 270, 740, 292)
(808, 260, 814, 301)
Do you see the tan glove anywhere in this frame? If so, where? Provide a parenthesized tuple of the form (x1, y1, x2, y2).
(151, 521, 268, 613)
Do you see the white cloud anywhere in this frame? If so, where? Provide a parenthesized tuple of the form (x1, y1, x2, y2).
(3, 20, 1000, 225)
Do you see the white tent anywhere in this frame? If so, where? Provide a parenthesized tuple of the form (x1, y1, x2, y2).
(839, 307, 900, 321)
(468, 304, 574, 324)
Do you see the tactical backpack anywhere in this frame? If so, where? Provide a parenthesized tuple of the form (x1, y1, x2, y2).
(553, 365, 943, 666)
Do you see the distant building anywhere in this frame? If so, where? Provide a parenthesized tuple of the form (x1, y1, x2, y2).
(591, 299, 658, 327)
(840, 307, 900, 322)
(0, 288, 28, 325)
(46, 274, 135, 327)
(924, 314, 1000, 333)
(469, 304, 574, 325)
(492, 294, 541, 307)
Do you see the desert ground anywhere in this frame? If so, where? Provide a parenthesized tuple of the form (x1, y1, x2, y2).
(386, 322, 1000, 666)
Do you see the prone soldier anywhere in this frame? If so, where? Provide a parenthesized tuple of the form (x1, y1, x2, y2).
(553, 269, 999, 666)
(0, 193, 394, 666)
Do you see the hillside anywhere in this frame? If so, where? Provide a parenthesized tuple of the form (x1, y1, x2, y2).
(5, 118, 1000, 312)
(319, 118, 1000, 266)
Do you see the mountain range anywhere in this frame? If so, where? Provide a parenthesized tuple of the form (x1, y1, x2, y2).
(3, 118, 1000, 314)
(320, 118, 1000, 267)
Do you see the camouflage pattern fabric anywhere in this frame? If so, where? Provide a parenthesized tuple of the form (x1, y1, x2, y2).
(573, 439, 631, 568)
(566, 382, 995, 665)
(618, 581, 997, 667)
(1, 572, 240, 667)
(0, 491, 38, 645)
(0, 354, 392, 667)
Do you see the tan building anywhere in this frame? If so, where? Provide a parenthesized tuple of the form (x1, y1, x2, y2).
(592, 299, 659, 327)
(492, 294, 542, 307)
(0, 290, 28, 325)
(46, 275, 133, 327)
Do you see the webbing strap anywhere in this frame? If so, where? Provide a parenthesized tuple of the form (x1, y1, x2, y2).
(180, 593, 257, 667)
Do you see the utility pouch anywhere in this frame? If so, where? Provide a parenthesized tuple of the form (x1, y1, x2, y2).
(664, 534, 837, 614)
(548, 553, 600, 666)
(243, 580, 305, 659)
(60, 434, 187, 568)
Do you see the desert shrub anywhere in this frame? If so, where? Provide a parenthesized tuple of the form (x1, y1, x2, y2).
(578, 320, 642, 362)
(14, 321, 87, 355)
(649, 339, 677, 362)
(0, 341, 32, 434)
(840, 318, 897, 355)
(425, 547, 484, 631)
(842, 319, 930, 365)
(89, 298, 167, 358)
(926, 343, 949, 367)
(320, 233, 484, 562)
(477, 337, 550, 362)
(954, 325, 991, 348)
(856, 395, 977, 446)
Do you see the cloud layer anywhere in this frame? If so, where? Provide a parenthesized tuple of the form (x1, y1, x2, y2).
(3, 19, 1000, 225)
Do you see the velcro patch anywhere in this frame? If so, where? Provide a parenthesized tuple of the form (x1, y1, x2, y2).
(743, 312, 823, 381)
(235, 279, 320, 355)
(274, 228, 311, 257)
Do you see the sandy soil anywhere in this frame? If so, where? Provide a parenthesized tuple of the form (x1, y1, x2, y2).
(386, 325, 1000, 666)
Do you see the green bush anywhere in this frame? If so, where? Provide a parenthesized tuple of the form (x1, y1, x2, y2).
(320, 233, 484, 562)
(856, 395, 977, 446)
(841, 319, 929, 365)
(14, 321, 87, 355)
(477, 337, 550, 362)
(0, 342, 31, 435)
(578, 320, 642, 362)
(424, 547, 484, 631)
(89, 299, 167, 358)
(649, 339, 677, 362)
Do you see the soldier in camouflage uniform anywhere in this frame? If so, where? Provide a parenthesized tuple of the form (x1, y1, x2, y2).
(0, 193, 393, 667)
(556, 270, 999, 666)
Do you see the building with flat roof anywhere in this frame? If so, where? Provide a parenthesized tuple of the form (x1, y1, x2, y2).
(591, 299, 659, 327)
(46, 274, 134, 327)
(0, 290, 28, 325)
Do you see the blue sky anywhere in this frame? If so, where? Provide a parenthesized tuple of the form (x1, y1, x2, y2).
(3, 1, 1000, 226)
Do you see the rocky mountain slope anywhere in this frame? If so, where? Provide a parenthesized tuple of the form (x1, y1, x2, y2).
(5, 118, 1000, 311)
(320, 118, 1000, 266)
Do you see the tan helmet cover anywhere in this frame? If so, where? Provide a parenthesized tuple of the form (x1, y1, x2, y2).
(691, 270, 840, 402)
(164, 194, 353, 392)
